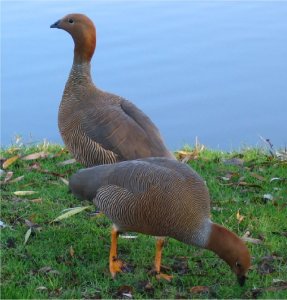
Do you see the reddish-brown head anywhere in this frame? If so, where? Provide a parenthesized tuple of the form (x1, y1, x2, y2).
(207, 223, 251, 286)
(50, 13, 96, 63)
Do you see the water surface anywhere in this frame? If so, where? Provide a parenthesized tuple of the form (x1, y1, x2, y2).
(2, 1, 287, 150)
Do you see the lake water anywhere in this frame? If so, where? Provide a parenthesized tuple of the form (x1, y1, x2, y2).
(2, 0, 287, 151)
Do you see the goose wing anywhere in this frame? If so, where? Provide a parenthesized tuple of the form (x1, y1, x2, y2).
(81, 97, 172, 160)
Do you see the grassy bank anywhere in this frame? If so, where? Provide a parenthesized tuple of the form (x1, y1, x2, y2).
(1, 144, 287, 299)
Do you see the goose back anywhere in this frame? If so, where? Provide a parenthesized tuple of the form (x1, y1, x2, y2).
(69, 158, 211, 246)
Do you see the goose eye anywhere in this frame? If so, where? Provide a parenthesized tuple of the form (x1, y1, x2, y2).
(68, 18, 74, 24)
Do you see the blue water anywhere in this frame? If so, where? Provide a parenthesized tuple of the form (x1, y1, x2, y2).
(2, 1, 287, 150)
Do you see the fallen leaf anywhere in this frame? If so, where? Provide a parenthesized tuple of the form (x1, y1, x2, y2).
(221, 176, 231, 181)
(38, 266, 52, 273)
(51, 206, 93, 223)
(59, 177, 69, 185)
(36, 286, 48, 291)
(175, 145, 204, 163)
(236, 210, 244, 223)
(3, 155, 19, 169)
(57, 159, 76, 166)
(120, 234, 138, 239)
(14, 191, 37, 196)
(30, 198, 42, 203)
(8, 175, 25, 184)
(38, 266, 60, 275)
(3, 171, 13, 183)
(21, 152, 48, 161)
(190, 286, 210, 294)
(241, 236, 263, 245)
(69, 246, 75, 257)
(24, 228, 32, 245)
(27, 162, 41, 170)
(272, 279, 287, 284)
(237, 181, 261, 188)
(250, 173, 265, 181)
(6, 146, 21, 154)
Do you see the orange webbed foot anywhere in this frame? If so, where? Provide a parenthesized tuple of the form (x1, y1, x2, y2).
(156, 272, 173, 282)
(110, 256, 125, 278)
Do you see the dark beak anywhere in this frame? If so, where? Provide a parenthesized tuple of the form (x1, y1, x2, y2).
(50, 19, 61, 29)
(237, 275, 247, 286)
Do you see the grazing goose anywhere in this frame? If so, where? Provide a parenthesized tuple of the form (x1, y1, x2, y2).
(69, 157, 251, 285)
(50, 14, 174, 167)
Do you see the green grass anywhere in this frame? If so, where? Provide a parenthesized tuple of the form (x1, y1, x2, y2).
(1, 144, 287, 299)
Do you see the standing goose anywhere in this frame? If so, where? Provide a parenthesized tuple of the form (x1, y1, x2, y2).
(69, 158, 251, 285)
(50, 14, 174, 167)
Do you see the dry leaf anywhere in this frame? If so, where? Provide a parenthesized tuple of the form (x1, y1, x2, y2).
(250, 173, 265, 181)
(24, 228, 32, 245)
(3, 155, 19, 169)
(38, 266, 60, 275)
(175, 147, 203, 163)
(59, 177, 69, 185)
(238, 181, 261, 188)
(51, 206, 93, 223)
(36, 286, 48, 291)
(120, 234, 138, 239)
(236, 210, 245, 223)
(69, 246, 75, 257)
(57, 159, 76, 166)
(241, 236, 263, 245)
(14, 191, 37, 196)
(190, 286, 210, 294)
(8, 175, 24, 184)
(3, 171, 13, 183)
(21, 152, 48, 161)
(27, 162, 41, 170)
(30, 198, 42, 203)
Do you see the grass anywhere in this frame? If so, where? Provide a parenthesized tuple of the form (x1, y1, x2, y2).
(1, 143, 287, 299)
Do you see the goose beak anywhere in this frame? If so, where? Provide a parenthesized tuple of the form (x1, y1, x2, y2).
(50, 19, 61, 29)
(237, 275, 247, 286)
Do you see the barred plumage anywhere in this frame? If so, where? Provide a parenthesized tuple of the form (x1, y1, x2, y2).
(69, 157, 251, 284)
(70, 157, 211, 247)
(51, 14, 174, 167)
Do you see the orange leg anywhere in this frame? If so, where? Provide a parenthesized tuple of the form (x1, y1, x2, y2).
(109, 227, 124, 278)
(154, 238, 173, 281)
